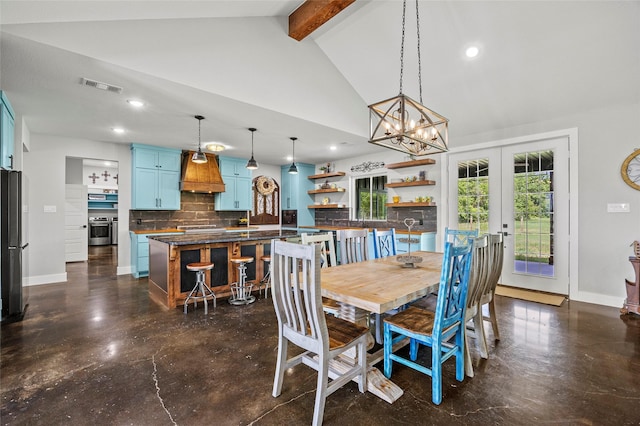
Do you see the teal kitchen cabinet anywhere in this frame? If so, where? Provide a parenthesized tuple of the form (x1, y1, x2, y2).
(280, 163, 314, 226)
(215, 156, 251, 211)
(131, 144, 181, 210)
(130, 231, 182, 278)
(0, 91, 15, 170)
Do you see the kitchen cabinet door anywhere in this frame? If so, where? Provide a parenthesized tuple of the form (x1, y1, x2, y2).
(215, 156, 252, 211)
(131, 144, 181, 210)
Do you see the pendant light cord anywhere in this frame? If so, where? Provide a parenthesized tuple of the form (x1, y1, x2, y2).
(398, 0, 423, 103)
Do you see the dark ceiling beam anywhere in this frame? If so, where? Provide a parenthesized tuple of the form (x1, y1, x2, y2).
(288, 0, 356, 41)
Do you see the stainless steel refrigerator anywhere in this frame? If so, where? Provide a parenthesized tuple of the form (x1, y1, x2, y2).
(1, 169, 27, 322)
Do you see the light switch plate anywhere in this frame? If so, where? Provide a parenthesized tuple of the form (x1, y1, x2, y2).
(43, 205, 57, 213)
(607, 203, 630, 213)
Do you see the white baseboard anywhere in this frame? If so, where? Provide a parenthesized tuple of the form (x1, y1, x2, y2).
(117, 265, 132, 275)
(572, 290, 624, 309)
(24, 273, 68, 286)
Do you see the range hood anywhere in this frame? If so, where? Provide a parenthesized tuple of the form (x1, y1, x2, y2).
(180, 151, 226, 193)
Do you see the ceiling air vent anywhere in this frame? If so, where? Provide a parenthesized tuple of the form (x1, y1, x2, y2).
(80, 78, 123, 94)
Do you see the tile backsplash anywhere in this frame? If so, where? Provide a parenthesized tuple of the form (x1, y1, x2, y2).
(128, 192, 246, 231)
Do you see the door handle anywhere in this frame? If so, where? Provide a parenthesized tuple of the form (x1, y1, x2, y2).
(83, 224, 87, 228)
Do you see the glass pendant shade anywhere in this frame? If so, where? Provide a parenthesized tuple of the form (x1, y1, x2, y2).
(288, 137, 298, 174)
(192, 115, 208, 164)
(246, 128, 259, 170)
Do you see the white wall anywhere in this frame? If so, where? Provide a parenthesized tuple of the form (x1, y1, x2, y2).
(23, 134, 131, 285)
(449, 101, 640, 307)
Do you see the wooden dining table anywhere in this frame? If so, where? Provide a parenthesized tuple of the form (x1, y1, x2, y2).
(320, 250, 443, 403)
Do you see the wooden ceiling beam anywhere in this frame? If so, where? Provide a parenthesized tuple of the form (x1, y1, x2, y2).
(288, 0, 356, 41)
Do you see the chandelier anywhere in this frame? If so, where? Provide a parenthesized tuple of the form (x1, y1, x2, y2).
(368, 0, 449, 156)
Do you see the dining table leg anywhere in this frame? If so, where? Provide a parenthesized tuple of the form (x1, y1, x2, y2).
(332, 301, 405, 403)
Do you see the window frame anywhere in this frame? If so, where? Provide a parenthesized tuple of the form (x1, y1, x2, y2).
(351, 173, 388, 221)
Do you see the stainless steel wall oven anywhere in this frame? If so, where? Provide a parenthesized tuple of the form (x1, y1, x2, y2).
(88, 217, 111, 246)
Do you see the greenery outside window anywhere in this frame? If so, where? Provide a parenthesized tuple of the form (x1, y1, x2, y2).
(354, 175, 387, 220)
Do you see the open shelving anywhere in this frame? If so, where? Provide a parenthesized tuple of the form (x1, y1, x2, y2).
(308, 171, 346, 180)
(308, 188, 346, 194)
(386, 202, 436, 208)
(385, 158, 436, 169)
(385, 180, 435, 188)
(308, 204, 346, 209)
(88, 193, 118, 210)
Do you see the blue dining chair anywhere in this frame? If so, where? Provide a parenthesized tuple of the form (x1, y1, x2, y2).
(383, 240, 474, 404)
(373, 228, 397, 258)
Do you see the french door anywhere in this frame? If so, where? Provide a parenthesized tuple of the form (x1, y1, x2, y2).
(447, 137, 569, 295)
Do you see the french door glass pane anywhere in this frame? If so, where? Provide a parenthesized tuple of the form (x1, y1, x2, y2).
(512, 150, 554, 277)
(457, 159, 489, 233)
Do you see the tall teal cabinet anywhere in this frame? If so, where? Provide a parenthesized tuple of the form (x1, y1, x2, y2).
(131, 144, 181, 210)
(215, 156, 251, 211)
(0, 92, 15, 170)
(281, 163, 314, 226)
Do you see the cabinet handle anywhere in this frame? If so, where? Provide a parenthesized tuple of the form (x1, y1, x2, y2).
(159, 198, 162, 208)
(9, 155, 13, 169)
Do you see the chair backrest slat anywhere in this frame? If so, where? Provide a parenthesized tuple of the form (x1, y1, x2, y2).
(466, 234, 490, 310)
(373, 228, 397, 258)
(434, 241, 474, 337)
(271, 240, 327, 349)
(338, 229, 370, 264)
(301, 232, 337, 268)
(484, 233, 504, 297)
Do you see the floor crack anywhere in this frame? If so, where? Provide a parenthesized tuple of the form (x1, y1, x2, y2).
(246, 389, 315, 426)
(152, 354, 178, 426)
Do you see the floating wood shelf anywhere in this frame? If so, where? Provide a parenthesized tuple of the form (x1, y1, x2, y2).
(308, 171, 346, 179)
(308, 188, 346, 194)
(386, 202, 436, 207)
(386, 159, 436, 169)
(308, 204, 346, 209)
(385, 180, 436, 188)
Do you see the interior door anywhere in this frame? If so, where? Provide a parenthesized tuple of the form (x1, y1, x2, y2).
(65, 184, 88, 262)
(448, 137, 569, 295)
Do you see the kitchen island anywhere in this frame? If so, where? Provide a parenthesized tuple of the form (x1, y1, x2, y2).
(147, 230, 298, 309)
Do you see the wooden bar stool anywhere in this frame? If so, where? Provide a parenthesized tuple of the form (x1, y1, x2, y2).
(229, 256, 256, 305)
(258, 255, 272, 298)
(184, 262, 216, 314)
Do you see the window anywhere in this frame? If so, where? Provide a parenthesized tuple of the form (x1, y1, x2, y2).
(354, 175, 387, 220)
(457, 158, 489, 234)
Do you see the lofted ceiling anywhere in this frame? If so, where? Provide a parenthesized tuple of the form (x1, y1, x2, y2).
(1, 1, 638, 166)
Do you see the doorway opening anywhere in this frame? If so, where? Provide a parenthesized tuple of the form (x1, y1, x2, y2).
(65, 157, 119, 265)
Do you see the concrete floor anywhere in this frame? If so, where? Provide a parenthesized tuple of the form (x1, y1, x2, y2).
(2, 245, 640, 425)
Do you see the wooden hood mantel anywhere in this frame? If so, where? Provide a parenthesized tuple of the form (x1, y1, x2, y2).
(180, 151, 226, 193)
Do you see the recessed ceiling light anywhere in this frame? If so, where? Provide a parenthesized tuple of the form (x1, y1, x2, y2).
(465, 46, 480, 58)
(330, 145, 337, 151)
(127, 99, 144, 108)
(112, 127, 125, 134)
(205, 143, 226, 152)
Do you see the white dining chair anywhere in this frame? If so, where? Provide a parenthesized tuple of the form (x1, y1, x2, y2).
(301, 232, 340, 317)
(337, 229, 370, 264)
(480, 233, 504, 342)
(270, 240, 369, 426)
(463, 234, 491, 378)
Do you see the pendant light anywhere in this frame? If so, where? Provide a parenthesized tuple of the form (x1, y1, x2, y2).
(191, 115, 207, 164)
(288, 137, 298, 174)
(368, 0, 449, 156)
(245, 127, 259, 170)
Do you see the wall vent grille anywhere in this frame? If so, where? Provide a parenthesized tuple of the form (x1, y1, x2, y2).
(80, 78, 123, 94)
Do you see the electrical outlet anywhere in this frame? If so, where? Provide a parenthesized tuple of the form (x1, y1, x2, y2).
(136, 218, 142, 225)
(419, 219, 423, 225)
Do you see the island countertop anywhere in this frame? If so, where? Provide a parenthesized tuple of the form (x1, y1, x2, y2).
(148, 229, 299, 246)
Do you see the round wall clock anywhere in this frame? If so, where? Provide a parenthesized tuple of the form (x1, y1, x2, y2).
(621, 149, 640, 190)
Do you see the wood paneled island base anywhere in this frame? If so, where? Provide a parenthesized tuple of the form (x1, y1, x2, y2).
(147, 230, 298, 310)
